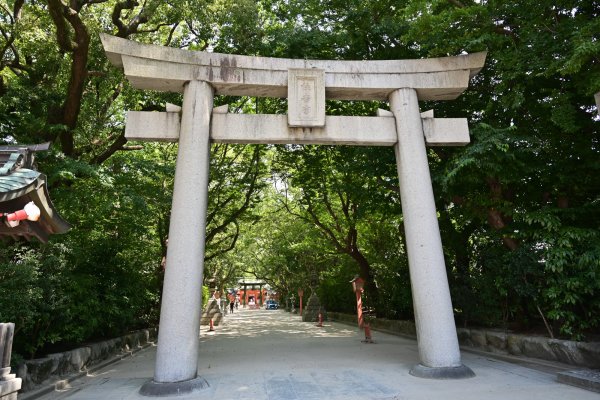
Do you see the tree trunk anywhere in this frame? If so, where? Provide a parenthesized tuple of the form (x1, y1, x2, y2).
(60, 12, 90, 156)
(348, 247, 379, 310)
(487, 208, 519, 250)
(46, 1, 90, 157)
(486, 177, 519, 251)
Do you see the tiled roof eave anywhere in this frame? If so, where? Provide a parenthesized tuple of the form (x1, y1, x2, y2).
(0, 169, 41, 202)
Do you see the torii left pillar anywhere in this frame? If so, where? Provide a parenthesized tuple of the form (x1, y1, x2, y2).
(139, 80, 213, 396)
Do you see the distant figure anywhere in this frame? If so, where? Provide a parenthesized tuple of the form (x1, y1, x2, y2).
(229, 299, 235, 313)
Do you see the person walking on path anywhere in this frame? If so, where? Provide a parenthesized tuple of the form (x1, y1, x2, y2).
(229, 296, 235, 313)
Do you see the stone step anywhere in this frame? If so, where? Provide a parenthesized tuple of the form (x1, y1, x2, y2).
(557, 370, 600, 393)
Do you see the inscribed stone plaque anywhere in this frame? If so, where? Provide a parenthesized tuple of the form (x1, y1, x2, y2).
(288, 69, 325, 127)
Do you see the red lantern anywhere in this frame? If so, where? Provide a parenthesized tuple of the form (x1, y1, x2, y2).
(1, 202, 41, 228)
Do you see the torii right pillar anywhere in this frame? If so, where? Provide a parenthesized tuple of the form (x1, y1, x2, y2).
(390, 88, 474, 379)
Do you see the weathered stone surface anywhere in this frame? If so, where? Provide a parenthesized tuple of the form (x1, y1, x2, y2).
(127, 112, 470, 147)
(456, 329, 473, 347)
(45, 352, 73, 378)
(486, 331, 507, 353)
(576, 342, 600, 369)
(0, 323, 15, 375)
(89, 340, 112, 361)
(548, 339, 583, 366)
(126, 109, 472, 148)
(391, 88, 463, 371)
(21, 357, 54, 389)
(140, 329, 150, 345)
(288, 69, 325, 127)
(153, 80, 212, 384)
(0, 376, 21, 400)
(397, 320, 417, 336)
(372, 319, 417, 337)
(520, 336, 557, 361)
(302, 293, 325, 323)
(470, 330, 487, 348)
(139, 375, 209, 397)
(123, 334, 136, 351)
(328, 314, 600, 369)
(557, 370, 600, 393)
(200, 298, 223, 326)
(18, 328, 156, 392)
(68, 347, 91, 372)
(507, 334, 524, 355)
(125, 111, 180, 141)
(410, 363, 475, 379)
(327, 312, 355, 324)
(102, 35, 489, 385)
(0, 325, 7, 371)
(328, 312, 417, 337)
(100, 34, 486, 101)
(211, 114, 398, 146)
(422, 118, 470, 146)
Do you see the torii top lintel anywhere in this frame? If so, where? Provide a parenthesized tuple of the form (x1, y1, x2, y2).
(100, 34, 486, 101)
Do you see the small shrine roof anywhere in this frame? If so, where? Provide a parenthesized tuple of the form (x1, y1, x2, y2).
(0, 143, 70, 242)
(0, 169, 40, 199)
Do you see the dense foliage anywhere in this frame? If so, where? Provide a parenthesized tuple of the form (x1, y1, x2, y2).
(0, 0, 598, 360)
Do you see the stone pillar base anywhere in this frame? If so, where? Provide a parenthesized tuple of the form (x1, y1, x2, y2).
(410, 364, 475, 380)
(139, 376, 209, 397)
(0, 377, 22, 400)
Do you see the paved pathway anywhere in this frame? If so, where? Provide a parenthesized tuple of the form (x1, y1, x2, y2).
(36, 308, 596, 400)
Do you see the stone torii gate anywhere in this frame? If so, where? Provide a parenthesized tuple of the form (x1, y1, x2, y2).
(101, 34, 486, 396)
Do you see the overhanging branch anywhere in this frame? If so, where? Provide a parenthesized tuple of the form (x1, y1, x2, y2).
(91, 130, 127, 165)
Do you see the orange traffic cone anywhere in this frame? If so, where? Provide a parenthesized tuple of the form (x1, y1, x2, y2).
(209, 318, 215, 332)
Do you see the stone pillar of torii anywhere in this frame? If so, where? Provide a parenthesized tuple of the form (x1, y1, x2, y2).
(101, 34, 486, 396)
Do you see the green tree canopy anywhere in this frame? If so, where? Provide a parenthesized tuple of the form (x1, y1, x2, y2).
(1, 0, 598, 362)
